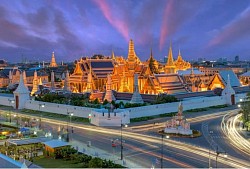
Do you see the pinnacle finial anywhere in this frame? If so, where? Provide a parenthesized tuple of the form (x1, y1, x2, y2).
(150, 48, 153, 59)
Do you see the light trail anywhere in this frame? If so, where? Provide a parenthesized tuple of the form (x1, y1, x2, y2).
(1, 110, 250, 168)
(125, 143, 194, 168)
(221, 111, 250, 156)
(129, 111, 228, 132)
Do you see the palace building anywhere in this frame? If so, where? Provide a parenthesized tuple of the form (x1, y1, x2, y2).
(69, 39, 192, 95)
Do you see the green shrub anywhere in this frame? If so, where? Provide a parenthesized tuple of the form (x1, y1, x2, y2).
(186, 108, 207, 113)
(88, 157, 103, 168)
(154, 95, 178, 104)
(130, 116, 154, 122)
(159, 112, 177, 117)
(209, 104, 228, 109)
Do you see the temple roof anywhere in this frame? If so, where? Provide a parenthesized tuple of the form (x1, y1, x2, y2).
(25, 70, 48, 77)
(90, 61, 113, 68)
(178, 68, 204, 75)
(219, 70, 241, 87)
(240, 71, 250, 77)
(0, 153, 22, 168)
(154, 74, 188, 94)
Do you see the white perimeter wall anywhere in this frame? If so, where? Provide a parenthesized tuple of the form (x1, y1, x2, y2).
(0, 96, 13, 107)
(24, 100, 93, 118)
(128, 93, 248, 118)
(0, 92, 248, 119)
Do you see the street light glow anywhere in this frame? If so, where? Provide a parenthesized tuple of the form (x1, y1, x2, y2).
(238, 105, 241, 108)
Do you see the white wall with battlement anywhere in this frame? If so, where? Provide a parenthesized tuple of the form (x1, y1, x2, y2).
(0, 95, 14, 107)
(0, 92, 248, 119)
(24, 100, 93, 118)
(128, 93, 247, 118)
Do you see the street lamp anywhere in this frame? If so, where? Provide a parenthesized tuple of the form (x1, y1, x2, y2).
(161, 134, 170, 169)
(13, 114, 19, 127)
(215, 146, 227, 168)
(66, 111, 73, 142)
(38, 103, 45, 129)
(8, 99, 14, 123)
(208, 130, 213, 168)
(120, 118, 128, 162)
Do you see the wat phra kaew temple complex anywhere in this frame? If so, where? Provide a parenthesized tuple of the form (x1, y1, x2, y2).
(70, 39, 191, 95)
(4, 39, 247, 105)
(68, 39, 245, 102)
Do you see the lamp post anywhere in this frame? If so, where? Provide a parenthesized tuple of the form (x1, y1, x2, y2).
(160, 134, 170, 169)
(66, 111, 73, 142)
(120, 116, 127, 162)
(13, 114, 19, 127)
(215, 146, 227, 168)
(38, 103, 45, 129)
(208, 130, 213, 168)
(8, 99, 14, 123)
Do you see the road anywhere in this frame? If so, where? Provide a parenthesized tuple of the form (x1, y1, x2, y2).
(0, 107, 250, 168)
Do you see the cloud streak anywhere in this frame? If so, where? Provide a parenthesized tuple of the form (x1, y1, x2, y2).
(159, 0, 203, 50)
(92, 0, 129, 42)
(0, 0, 249, 62)
(207, 6, 250, 48)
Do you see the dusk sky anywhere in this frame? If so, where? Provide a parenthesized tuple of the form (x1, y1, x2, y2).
(1, 0, 250, 63)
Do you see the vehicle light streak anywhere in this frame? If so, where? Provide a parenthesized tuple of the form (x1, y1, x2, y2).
(2, 110, 250, 168)
(221, 112, 250, 156)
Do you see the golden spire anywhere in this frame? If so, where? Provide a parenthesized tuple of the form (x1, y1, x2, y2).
(111, 50, 115, 60)
(150, 47, 153, 60)
(128, 39, 136, 60)
(165, 41, 176, 74)
(166, 42, 174, 66)
(127, 39, 141, 71)
(49, 52, 58, 67)
(177, 49, 183, 61)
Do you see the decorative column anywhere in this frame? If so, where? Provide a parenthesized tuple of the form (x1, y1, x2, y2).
(31, 70, 39, 95)
(51, 71, 55, 91)
(86, 67, 92, 92)
(104, 74, 116, 102)
(13, 72, 30, 109)
(23, 70, 27, 86)
(130, 74, 144, 104)
(64, 70, 71, 92)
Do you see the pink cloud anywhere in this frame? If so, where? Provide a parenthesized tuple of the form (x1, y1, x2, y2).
(159, 0, 202, 51)
(207, 7, 250, 48)
(159, 0, 173, 51)
(93, 0, 129, 42)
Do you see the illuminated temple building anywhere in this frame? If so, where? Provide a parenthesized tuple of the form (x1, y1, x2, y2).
(69, 39, 192, 95)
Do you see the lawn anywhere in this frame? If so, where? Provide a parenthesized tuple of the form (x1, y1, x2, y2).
(33, 156, 83, 168)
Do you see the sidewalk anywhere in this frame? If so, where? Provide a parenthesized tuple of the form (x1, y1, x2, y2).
(69, 139, 143, 168)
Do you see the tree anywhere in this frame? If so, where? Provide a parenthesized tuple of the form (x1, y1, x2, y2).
(88, 157, 103, 168)
(149, 57, 159, 74)
(241, 92, 250, 128)
(103, 99, 109, 105)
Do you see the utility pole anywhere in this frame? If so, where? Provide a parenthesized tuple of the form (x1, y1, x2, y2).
(161, 134, 163, 169)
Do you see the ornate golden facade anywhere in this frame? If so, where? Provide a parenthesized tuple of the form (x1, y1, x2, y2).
(69, 39, 191, 95)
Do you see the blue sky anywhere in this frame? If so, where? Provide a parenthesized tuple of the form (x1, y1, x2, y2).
(0, 0, 250, 63)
